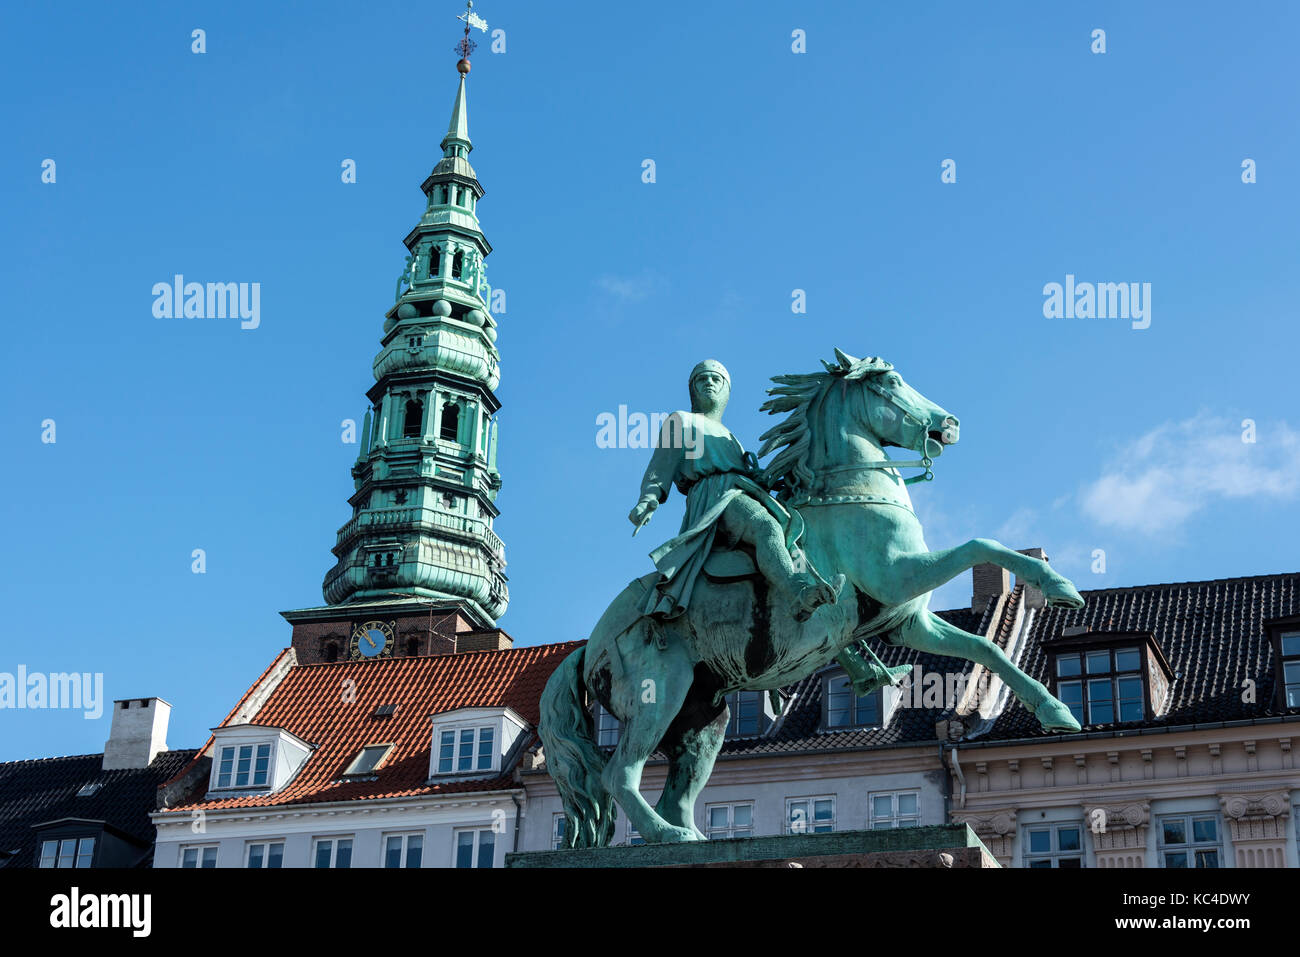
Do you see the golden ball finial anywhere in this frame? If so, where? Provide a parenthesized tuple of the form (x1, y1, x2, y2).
(457, 58, 471, 74)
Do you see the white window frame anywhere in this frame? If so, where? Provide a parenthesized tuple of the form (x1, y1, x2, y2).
(1023, 821, 1085, 868)
(452, 827, 497, 868)
(179, 844, 218, 868)
(705, 801, 755, 839)
(594, 703, 620, 747)
(435, 725, 496, 774)
(213, 741, 275, 790)
(868, 789, 921, 829)
(552, 813, 567, 850)
(626, 821, 645, 846)
(786, 795, 836, 834)
(382, 831, 424, 869)
(39, 836, 95, 868)
(245, 840, 285, 869)
(312, 835, 354, 869)
(1157, 813, 1223, 868)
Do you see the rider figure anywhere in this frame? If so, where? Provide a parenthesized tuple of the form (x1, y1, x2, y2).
(629, 359, 845, 622)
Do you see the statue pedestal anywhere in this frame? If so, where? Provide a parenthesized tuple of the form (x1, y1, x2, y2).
(505, 825, 999, 868)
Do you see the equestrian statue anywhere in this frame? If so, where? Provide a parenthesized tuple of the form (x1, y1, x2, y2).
(539, 350, 1085, 847)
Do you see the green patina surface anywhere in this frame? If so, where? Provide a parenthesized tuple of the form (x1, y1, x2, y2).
(506, 825, 994, 868)
(322, 65, 508, 626)
(540, 350, 1088, 848)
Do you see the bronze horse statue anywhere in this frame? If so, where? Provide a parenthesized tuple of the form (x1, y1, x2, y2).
(539, 351, 1084, 846)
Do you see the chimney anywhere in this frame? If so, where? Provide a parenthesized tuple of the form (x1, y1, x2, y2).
(1015, 547, 1049, 609)
(102, 697, 171, 770)
(456, 628, 514, 653)
(971, 563, 1010, 613)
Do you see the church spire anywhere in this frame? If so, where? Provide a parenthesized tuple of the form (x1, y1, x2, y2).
(319, 3, 506, 627)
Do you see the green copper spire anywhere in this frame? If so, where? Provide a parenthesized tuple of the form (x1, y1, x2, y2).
(442, 72, 471, 157)
(322, 55, 507, 626)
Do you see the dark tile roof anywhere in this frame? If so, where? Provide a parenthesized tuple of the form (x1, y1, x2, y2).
(0, 750, 199, 868)
(716, 604, 992, 756)
(165, 641, 584, 812)
(980, 572, 1300, 741)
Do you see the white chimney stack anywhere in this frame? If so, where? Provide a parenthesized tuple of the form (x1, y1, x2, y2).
(102, 697, 171, 770)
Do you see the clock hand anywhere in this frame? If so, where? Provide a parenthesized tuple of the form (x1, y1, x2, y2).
(364, 631, 376, 649)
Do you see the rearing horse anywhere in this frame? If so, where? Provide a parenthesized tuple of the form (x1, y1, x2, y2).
(539, 350, 1085, 847)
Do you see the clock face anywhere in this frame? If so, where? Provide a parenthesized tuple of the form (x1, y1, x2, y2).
(350, 620, 395, 660)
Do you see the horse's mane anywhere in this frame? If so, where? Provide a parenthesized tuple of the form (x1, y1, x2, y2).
(758, 349, 893, 497)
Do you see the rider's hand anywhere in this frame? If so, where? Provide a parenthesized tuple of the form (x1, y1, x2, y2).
(628, 497, 658, 527)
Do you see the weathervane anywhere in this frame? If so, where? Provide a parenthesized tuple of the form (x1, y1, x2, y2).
(456, 1, 489, 73)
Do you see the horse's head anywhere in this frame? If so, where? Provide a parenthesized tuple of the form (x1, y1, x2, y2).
(845, 352, 960, 459)
(759, 348, 959, 495)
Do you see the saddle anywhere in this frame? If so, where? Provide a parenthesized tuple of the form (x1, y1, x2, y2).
(701, 546, 759, 583)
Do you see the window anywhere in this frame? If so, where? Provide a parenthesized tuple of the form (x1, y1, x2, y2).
(869, 790, 920, 829)
(452, 250, 464, 279)
(440, 403, 460, 442)
(552, 814, 567, 850)
(313, 837, 353, 869)
(1282, 632, 1300, 708)
(453, 828, 496, 868)
(1024, 823, 1084, 868)
(427, 247, 440, 277)
(594, 703, 620, 747)
(626, 823, 645, 846)
(215, 742, 272, 789)
(1159, 815, 1221, 868)
(436, 726, 495, 773)
(180, 845, 218, 868)
(39, 837, 95, 868)
(706, 802, 754, 839)
(787, 797, 835, 834)
(724, 691, 770, 738)
(383, 832, 423, 868)
(824, 673, 881, 729)
(1055, 646, 1144, 725)
(344, 744, 391, 776)
(246, 841, 284, 869)
(402, 399, 423, 438)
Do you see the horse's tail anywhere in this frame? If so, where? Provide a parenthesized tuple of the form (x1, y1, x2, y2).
(538, 645, 616, 848)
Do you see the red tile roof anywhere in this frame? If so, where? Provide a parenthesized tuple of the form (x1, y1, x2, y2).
(163, 641, 584, 812)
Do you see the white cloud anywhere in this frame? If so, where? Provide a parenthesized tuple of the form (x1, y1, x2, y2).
(594, 272, 659, 303)
(1079, 414, 1300, 535)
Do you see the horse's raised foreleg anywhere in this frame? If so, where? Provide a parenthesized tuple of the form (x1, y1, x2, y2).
(895, 610, 1081, 732)
(654, 673, 728, 839)
(871, 539, 1083, 609)
(600, 639, 702, 844)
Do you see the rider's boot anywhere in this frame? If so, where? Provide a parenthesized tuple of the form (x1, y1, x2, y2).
(795, 573, 846, 623)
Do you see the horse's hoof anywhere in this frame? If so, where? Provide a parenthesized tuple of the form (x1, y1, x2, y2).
(1043, 579, 1085, 609)
(1033, 697, 1082, 733)
(646, 824, 701, 844)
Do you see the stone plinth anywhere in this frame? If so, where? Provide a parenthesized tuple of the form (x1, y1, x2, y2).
(506, 825, 998, 868)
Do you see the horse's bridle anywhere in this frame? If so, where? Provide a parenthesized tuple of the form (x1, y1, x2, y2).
(783, 375, 949, 510)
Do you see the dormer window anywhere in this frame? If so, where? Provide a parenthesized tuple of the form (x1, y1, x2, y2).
(1045, 631, 1173, 727)
(1055, 647, 1143, 725)
(594, 703, 620, 747)
(724, 691, 774, 739)
(216, 743, 272, 790)
(428, 707, 525, 779)
(1278, 630, 1300, 708)
(344, 744, 392, 777)
(824, 673, 882, 729)
(207, 726, 313, 795)
(437, 727, 494, 773)
(39, 837, 95, 869)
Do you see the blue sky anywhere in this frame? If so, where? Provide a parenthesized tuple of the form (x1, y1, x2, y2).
(2, 1, 1297, 761)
